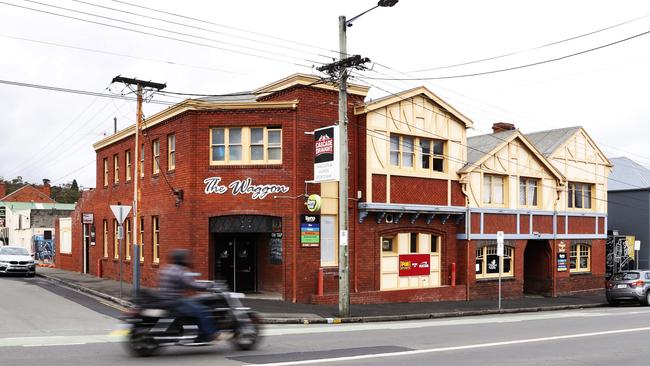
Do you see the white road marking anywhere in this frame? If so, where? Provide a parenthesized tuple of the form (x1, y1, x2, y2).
(263, 307, 650, 336)
(259, 326, 650, 366)
(0, 334, 124, 348)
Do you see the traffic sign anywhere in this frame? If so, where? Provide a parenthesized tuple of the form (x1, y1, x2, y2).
(496, 231, 504, 257)
(110, 205, 132, 224)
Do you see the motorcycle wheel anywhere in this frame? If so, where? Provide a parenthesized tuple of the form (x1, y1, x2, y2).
(231, 313, 261, 351)
(126, 328, 159, 357)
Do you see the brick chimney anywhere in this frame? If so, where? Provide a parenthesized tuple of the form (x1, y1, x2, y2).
(492, 122, 516, 133)
(41, 179, 51, 197)
(0, 182, 6, 199)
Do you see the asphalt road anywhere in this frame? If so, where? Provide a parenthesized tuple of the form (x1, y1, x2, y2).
(2, 276, 650, 366)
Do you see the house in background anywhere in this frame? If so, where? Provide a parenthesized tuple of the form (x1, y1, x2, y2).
(0, 181, 75, 260)
(607, 156, 650, 269)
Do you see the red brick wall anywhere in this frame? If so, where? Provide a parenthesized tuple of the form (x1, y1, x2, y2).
(534, 215, 553, 233)
(372, 174, 386, 203)
(390, 176, 448, 205)
(568, 216, 597, 234)
(483, 213, 517, 233)
(557, 216, 566, 234)
(450, 181, 465, 207)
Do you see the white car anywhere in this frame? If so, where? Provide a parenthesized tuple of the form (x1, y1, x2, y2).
(0, 246, 36, 277)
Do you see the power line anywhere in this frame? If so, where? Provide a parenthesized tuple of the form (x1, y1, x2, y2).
(1, 1, 315, 68)
(364, 28, 650, 81)
(73, 0, 334, 62)
(0, 33, 247, 75)
(409, 11, 650, 73)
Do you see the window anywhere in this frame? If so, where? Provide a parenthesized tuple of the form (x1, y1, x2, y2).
(152, 139, 160, 174)
(475, 245, 513, 278)
(102, 219, 108, 258)
(152, 216, 160, 263)
(113, 154, 120, 184)
(125, 150, 132, 181)
(320, 215, 337, 266)
(139, 144, 144, 178)
(382, 237, 395, 253)
(390, 134, 445, 172)
(568, 182, 592, 209)
(483, 174, 505, 205)
(113, 220, 119, 259)
(139, 217, 144, 262)
(431, 235, 439, 253)
(167, 134, 176, 170)
(519, 177, 538, 207)
(410, 233, 418, 253)
(211, 127, 283, 164)
(125, 218, 131, 260)
(570, 244, 591, 272)
(103, 158, 108, 187)
(419, 138, 444, 172)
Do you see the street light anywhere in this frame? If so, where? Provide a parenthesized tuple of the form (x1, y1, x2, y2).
(335, 0, 398, 318)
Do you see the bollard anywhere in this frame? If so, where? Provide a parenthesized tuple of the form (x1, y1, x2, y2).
(451, 262, 456, 287)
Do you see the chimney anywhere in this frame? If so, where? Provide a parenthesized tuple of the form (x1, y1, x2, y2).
(41, 179, 51, 197)
(0, 182, 6, 199)
(492, 122, 516, 133)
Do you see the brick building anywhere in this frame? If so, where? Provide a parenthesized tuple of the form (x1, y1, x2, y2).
(57, 74, 611, 304)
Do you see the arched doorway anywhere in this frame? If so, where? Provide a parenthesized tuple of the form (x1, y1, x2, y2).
(524, 240, 552, 296)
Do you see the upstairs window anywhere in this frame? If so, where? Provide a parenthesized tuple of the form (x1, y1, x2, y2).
(139, 144, 144, 178)
(152, 139, 160, 174)
(211, 127, 283, 164)
(519, 177, 539, 207)
(125, 150, 132, 181)
(568, 182, 592, 209)
(390, 134, 445, 172)
(102, 158, 109, 187)
(167, 134, 176, 171)
(483, 174, 505, 205)
(113, 154, 120, 184)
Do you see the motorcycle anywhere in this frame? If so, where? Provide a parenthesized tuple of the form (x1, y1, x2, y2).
(121, 281, 261, 357)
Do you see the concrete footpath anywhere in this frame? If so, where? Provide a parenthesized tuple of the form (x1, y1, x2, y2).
(35, 267, 608, 324)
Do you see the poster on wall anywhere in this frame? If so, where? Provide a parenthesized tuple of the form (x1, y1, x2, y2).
(557, 252, 567, 272)
(313, 125, 339, 182)
(398, 254, 430, 276)
(269, 232, 283, 265)
(300, 215, 320, 247)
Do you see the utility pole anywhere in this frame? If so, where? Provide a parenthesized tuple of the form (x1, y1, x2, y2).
(317, 0, 397, 318)
(110, 76, 166, 297)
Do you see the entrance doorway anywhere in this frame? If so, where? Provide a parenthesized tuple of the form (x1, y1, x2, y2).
(82, 224, 91, 274)
(524, 240, 552, 296)
(214, 235, 257, 292)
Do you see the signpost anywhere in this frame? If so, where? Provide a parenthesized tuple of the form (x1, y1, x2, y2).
(110, 205, 131, 298)
(635, 240, 641, 270)
(496, 231, 504, 311)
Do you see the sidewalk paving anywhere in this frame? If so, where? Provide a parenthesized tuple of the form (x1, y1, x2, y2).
(36, 267, 608, 324)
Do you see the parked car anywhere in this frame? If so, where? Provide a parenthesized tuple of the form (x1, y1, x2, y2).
(0, 246, 36, 277)
(605, 270, 650, 306)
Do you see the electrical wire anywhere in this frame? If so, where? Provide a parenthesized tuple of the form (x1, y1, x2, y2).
(364, 28, 650, 81)
(409, 11, 650, 73)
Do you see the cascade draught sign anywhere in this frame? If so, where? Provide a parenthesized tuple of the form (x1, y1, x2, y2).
(313, 125, 339, 182)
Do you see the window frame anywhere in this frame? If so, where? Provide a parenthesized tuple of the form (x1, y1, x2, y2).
(319, 215, 338, 267)
(152, 139, 160, 175)
(125, 218, 131, 260)
(483, 174, 505, 206)
(475, 245, 514, 279)
(152, 216, 160, 263)
(113, 219, 119, 259)
(103, 158, 109, 187)
(139, 144, 145, 178)
(167, 134, 176, 171)
(567, 182, 593, 209)
(125, 150, 132, 182)
(139, 216, 144, 262)
(102, 219, 108, 258)
(210, 127, 283, 165)
(519, 177, 539, 207)
(113, 154, 120, 184)
(570, 243, 591, 272)
(390, 134, 446, 173)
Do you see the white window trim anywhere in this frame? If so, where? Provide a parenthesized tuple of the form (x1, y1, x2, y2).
(210, 127, 283, 165)
(570, 243, 591, 272)
(475, 245, 514, 279)
(483, 174, 505, 206)
(167, 134, 176, 171)
(390, 134, 446, 173)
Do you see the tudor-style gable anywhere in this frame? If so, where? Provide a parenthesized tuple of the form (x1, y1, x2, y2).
(356, 87, 472, 205)
(461, 130, 563, 210)
(526, 127, 611, 213)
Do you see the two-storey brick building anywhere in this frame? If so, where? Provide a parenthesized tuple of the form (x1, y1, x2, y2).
(57, 74, 611, 304)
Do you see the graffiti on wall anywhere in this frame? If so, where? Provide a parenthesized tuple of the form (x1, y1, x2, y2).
(33, 235, 55, 262)
(606, 235, 636, 277)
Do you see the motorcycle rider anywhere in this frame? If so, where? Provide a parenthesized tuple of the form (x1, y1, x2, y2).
(158, 249, 217, 343)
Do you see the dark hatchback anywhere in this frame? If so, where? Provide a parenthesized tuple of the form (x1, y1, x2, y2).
(606, 270, 650, 306)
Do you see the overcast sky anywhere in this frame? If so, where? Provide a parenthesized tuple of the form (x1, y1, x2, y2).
(1, 0, 649, 189)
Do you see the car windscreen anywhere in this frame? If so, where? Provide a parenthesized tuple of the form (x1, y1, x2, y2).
(0, 247, 30, 256)
(611, 272, 640, 281)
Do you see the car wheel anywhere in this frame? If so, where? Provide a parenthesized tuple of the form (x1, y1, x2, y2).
(607, 297, 619, 306)
(643, 291, 650, 306)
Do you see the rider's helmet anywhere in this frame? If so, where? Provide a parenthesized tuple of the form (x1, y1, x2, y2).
(170, 249, 191, 267)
